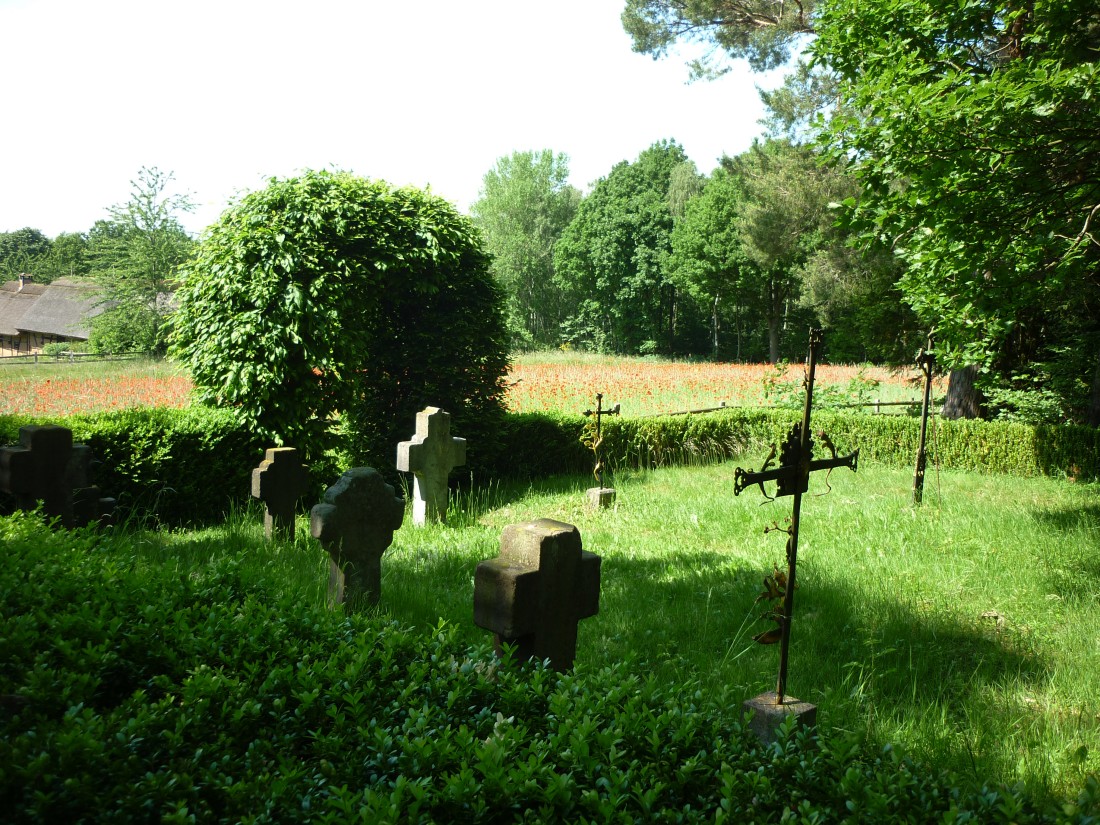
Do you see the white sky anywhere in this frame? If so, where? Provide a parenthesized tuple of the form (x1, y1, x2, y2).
(0, 0, 787, 238)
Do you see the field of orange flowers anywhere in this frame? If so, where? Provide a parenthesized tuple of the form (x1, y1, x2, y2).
(0, 353, 944, 419)
(505, 354, 942, 416)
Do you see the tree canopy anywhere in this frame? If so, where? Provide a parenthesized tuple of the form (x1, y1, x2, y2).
(622, 0, 817, 75)
(553, 140, 704, 355)
(813, 0, 1100, 420)
(470, 150, 580, 349)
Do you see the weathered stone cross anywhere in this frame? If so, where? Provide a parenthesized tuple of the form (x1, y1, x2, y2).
(473, 518, 601, 671)
(734, 329, 858, 722)
(310, 467, 405, 607)
(396, 406, 466, 526)
(0, 424, 75, 524)
(251, 447, 309, 540)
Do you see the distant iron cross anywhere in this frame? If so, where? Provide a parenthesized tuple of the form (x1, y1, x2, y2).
(734, 329, 859, 705)
(582, 393, 619, 490)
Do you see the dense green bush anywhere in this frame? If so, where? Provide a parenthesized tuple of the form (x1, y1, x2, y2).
(3, 511, 1096, 824)
(169, 170, 510, 472)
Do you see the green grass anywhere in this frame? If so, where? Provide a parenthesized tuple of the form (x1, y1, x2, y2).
(112, 460, 1100, 799)
(0, 354, 184, 383)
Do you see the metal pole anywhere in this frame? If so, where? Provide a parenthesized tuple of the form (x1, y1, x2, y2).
(913, 337, 935, 505)
(775, 328, 821, 704)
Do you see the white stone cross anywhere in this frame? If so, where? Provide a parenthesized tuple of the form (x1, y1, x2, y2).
(396, 406, 466, 526)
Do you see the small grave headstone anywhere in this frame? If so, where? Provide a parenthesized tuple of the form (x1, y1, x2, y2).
(310, 467, 404, 607)
(251, 447, 309, 540)
(396, 406, 466, 526)
(0, 424, 73, 522)
(473, 518, 601, 671)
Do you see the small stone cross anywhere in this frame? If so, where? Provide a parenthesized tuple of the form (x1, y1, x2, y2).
(251, 447, 309, 540)
(474, 518, 601, 671)
(0, 425, 75, 524)
(396, 406, 466, 526)
(310, 467, 405, 607)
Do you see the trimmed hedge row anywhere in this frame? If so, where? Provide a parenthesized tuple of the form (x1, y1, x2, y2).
(2, 406, 1096, 526)
(1, 407, 269, 526)
(3, 511, 1097, 824)
(596, 409, 1100, 481)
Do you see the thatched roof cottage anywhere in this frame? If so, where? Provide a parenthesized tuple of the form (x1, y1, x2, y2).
(0, 276, 105, 356)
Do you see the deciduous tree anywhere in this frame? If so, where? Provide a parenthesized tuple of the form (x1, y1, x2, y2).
(88, 167, 195, 353)
(814, 0, 1100, 423)
(554, 140, 700, 355)
(169, 170, 510, 468)
(470, 150, 580, 349)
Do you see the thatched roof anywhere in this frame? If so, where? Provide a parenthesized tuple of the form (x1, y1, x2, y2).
(0, 281, 43, 336)
(0, 278, 104, 340)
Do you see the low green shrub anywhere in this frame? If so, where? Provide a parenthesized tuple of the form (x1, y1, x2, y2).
(0, 407, 267, 526)
(2, 511, 1096, 824)
(595, 409, 1100, 481)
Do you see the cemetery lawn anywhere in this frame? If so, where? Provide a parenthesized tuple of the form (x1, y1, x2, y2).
(27, 460, 1097, 802)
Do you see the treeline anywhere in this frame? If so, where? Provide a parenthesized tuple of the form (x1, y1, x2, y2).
(469, 140, 917, 366)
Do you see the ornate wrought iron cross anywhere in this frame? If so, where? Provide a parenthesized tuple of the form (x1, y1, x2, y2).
(583, 393, 620, 490)
(734, 329, 859, 704)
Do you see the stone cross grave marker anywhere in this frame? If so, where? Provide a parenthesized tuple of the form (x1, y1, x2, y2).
(733, 329, 858, 740)
(251, 447, 309, 540)
(310, 467, 405, 607)
(68, 444, 116, 526)
(0, 424, 74, 524)
(473, 518, 601, 671)
(396, 406, 466, 526)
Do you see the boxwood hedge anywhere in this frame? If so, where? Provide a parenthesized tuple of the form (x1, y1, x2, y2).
(2, 405, 1097, 527)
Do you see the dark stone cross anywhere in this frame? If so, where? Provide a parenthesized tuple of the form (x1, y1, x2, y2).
(734, 329, 858, 728)
(310, 467, 405, 607)
(0, 425, 75, 524)
(68, 444, 116, 527)
(473, 518, 601, 671)
(251, 447, 309, 540)
(396, 406, 466, 526)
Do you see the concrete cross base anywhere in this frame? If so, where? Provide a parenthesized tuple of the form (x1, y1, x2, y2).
(742, 692, 817, 745)
(586, 487, 616, 509)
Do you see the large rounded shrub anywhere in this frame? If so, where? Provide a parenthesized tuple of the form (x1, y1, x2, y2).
(169, 170, 510, 471)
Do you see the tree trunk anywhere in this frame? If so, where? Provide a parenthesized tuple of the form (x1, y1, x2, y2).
(1087, 345, 1100, 427)
(712, 295, 720, 358)
(941, 365, 984, 420)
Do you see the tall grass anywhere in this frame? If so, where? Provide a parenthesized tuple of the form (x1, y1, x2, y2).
(108, 461, 1100, 798)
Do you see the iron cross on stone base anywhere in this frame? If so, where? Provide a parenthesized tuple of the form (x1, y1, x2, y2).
(734, 329, 858, 735)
